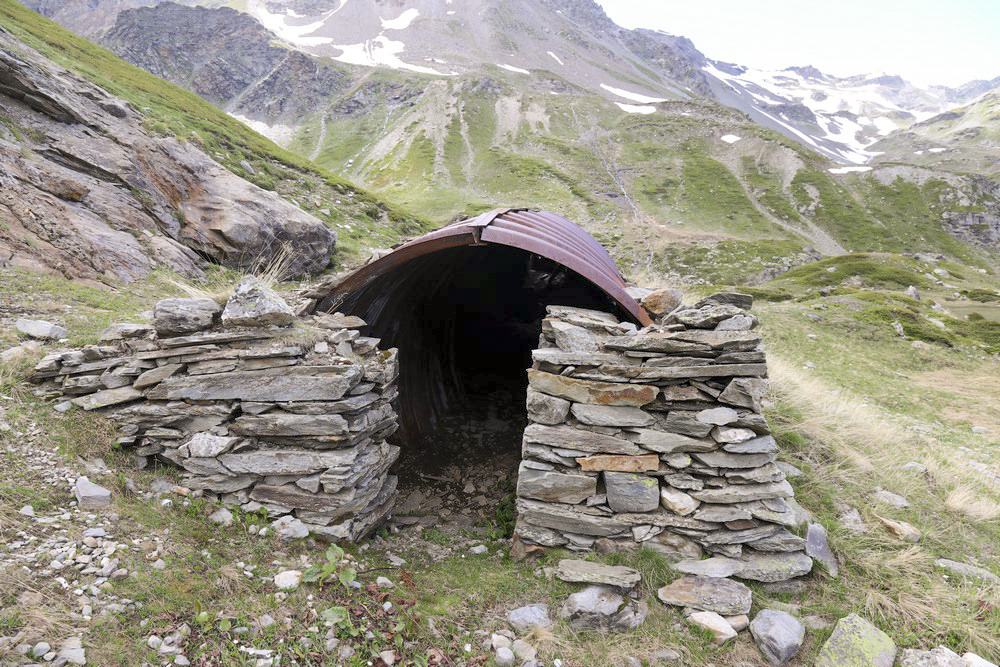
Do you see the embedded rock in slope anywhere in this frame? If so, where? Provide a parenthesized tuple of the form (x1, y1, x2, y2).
(0, 29, 335, 282)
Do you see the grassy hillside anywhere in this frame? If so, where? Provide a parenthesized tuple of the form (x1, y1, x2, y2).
(1, 254, 999, 665)
(0, 0, 433, 264)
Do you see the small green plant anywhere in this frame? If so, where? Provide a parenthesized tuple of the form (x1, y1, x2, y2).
(303, 544, 357, 590)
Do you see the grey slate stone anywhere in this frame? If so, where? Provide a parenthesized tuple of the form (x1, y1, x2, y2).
(16, 318, 67, 340)
(507, 604, 552, 632)
(525, 387, 571, 424)
(153, 298, 221, 337)
(555, 559, 641, 588)
(604, 472, 660, 512)
(560, 585, 648, 632)
(74, 476, 111, 507)
(656, 575, 752, 616)
(516, 466, 596, 504)
(221, 276, 295, 328)
(806, 523, 839, 577)
(750, 610, 805, 666)
(736, 551, 813, 583)
(570, 404, 656, 427)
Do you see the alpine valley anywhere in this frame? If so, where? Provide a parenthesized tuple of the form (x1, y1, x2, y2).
(12, 0, 1000, 284)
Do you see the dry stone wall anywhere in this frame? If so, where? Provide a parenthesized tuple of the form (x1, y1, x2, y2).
(515, 293, 813, 583)
(30, 278, 400, 542)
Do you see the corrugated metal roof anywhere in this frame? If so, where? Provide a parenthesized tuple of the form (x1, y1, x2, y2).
(325, 208, 648, 325)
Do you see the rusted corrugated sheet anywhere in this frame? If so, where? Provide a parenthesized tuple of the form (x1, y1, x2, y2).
(325, 208, 648, 325)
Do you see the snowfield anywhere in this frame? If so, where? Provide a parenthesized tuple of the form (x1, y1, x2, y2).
(615, 102, 656, 114)
(720, 134, 741, 144)
(601, 83, 667, 104)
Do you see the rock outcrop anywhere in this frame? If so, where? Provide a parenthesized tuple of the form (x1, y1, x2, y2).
(0, 27, 335, 282)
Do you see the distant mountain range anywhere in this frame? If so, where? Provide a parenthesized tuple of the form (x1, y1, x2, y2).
(11, 0, 1000, 282)
(23, 0, 1000, 166)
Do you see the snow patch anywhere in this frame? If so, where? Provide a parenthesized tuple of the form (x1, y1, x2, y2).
(928, 147, 947, 153)
(720, 134, 741, 144)
(828, 166, 873, 174)
(615, 102, 656, 115)
(601, 84, 667, 104)
(547, 51, 564, 66)
(250, 0, 337, 47)
(381, 8, 419, 30)
(230, 114, 295, 146)
(498, 63, 530, 75)
(334, 36, 449, 75)
(914, 150, 924, 155)
(872, 116, 897, 135)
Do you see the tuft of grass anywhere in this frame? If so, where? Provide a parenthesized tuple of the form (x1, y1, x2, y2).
(945, 487, 1000, 522)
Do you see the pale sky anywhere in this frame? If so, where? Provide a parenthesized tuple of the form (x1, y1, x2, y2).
(595, 0, 1000, 87)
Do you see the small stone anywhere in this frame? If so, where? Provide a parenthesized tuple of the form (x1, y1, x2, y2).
(652, 648, 683, 664)
(16, 318, 67, 340)
(934, 559, 1000, 584)
(376, 577, 394, 589)
(604, 472, 660, 512)
(903, 285, 921, 300)
(900, 462, 927, 474)
(221, 276, 295, 328)
(872, 488, 909, 508)
(688, 611, 737, 645)
(174, 656, 190, 666)
(31, 642, 50, 658)
(470, 545, 488, 555)
(208, 508, 233, 527)
(555, 559, 641, 588)
(19, 504, 34, 517)
(379, 649, 396, 666)
(152, 559, 166, 570)
(74, 476, 111, 508)
(963, 653, 998, 667)
(806, 523, 838, 578)
(815, 614, 896, 667)
(900, 646, 967, 667)
(507, 604, 551, 632)
(641, 288, 684, 317)
(511, 639, 536, 661)
(750, 610, 805, 666)
(494, 646, 516, 667)
(726, 614, 749, 631)
(875, 515, 921, 543)
(560, 585, 648, 632)
(838, 508, 866, 534)
(271, 515, 309, 540)
(660, 486, 699, 516)
(57, 637, 86, 665)
(274, 570, 302, 591)
(147, 636, 162, 650)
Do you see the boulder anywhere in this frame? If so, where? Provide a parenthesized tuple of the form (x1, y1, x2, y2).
(555, 559, 641, 588)
(696, 292, 754, 310)
(221, 276, 295, 328)
(15, 318, 67, 340)
(271, 515, 309, 540)
(560, 585, 648, 632)
(604, 472, 660, 512)
(750, 610, 805, 666)
(153, 298, 221, 337)
(815, 614, 896, 667)
(673, 304, 747, 328)
(656, 575, 752, 616)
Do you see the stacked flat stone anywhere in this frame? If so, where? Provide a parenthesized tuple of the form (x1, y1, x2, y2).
(515, 293, 812, 582)
(30, 279, 399, 543)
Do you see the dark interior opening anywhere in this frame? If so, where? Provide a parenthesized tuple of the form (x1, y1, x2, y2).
(334, 244, 628, 474)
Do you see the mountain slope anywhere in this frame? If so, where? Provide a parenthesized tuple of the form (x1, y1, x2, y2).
(0, 0, 431, 268)
(15, 0, 1000, 284)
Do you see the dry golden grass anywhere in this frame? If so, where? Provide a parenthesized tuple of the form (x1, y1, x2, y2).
(946, 486, 1000, 522)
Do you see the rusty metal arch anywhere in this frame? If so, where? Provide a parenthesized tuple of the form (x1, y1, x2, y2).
(318, 208, 649, 325)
